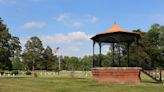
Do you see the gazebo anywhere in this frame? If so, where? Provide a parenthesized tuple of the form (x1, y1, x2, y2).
(91, 23, 141, 84)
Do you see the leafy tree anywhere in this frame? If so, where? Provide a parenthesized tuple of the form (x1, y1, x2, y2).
(62, 56, 81, 71)
(10, 36, 21, 57)
(43, 46, 57, 70)
(9, 36, 22, 70)
(62, 56, 70, 70)
(80, 56, 92, 71)
(68, 56, 79, 71)
(22, 36, 44, 70)
(0, 17, 12, 70)
(145, 24, 164, 68)
(12, 57, 23, 70)
(102, 52, 112, 67)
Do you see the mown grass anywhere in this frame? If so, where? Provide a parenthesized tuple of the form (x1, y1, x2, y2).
(0, 72, 164, 92)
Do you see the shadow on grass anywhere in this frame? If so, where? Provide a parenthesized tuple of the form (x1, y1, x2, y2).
(141, 80, 163, 84)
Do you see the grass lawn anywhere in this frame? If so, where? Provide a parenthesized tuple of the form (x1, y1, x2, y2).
(0, 73, 164, 92)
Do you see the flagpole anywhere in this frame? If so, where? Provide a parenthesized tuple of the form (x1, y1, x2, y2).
(58, 51, 61, 75)
(54, 47, 60, 75)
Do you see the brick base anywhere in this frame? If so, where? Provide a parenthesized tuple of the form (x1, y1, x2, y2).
(92, 67, 142, 84)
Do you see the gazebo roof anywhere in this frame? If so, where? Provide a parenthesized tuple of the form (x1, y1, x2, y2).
(101, 22, 127, 33)
(91, 23, 141, 43)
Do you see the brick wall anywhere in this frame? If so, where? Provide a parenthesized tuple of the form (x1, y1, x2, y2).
(92, 67, 141, 84)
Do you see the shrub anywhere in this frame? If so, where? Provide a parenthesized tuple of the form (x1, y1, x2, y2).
(11, 70, 19, 75)
(34, 72, 38, 77)
(25, 71, 32, 75)
(0, 70, 4, 75)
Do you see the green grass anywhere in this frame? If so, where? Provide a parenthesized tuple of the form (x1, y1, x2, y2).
(0, 72, 164, 92)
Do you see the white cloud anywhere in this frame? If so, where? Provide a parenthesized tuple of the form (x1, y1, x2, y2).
(54, 13, 98, 29)
(89, 16, 98, 23)
(54, 33, 70, 43)
(0, 0, 16, 4)
(58, 31, 91, 43)
(21, 21, 46, 30)
(72, 21, 83, 29)
(39, 31, 92, 45)
(55, 13, 83, 29)
(68, 32, 91, 41)
(67, 46, 80, 52)
(55, 13, 70, 23)
(39, 35, 57, 45)
(19, 31, 92, 46)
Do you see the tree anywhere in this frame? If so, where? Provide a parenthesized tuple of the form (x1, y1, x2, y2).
(145, 24, 164, 68)
(12, 57, 23, 70)
(64, 56, 79, 71)
(10, 36, 22, 70)
(43, 46, 57, 70)
(10, 36, 21, 57)
(22, 36, 44, 70)
(80, 56, 92, 71)
(0, 17, 12, 70)
(62, 56, 70, 70)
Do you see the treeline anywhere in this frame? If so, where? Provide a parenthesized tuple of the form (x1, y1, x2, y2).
(0, 17, 93, 71)
(0, 17, 164, 71)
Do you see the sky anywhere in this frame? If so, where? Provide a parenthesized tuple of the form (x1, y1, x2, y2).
(0, 0, 164, 57)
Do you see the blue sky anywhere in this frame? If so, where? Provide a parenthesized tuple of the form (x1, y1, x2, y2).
(0, 0, 164, 57)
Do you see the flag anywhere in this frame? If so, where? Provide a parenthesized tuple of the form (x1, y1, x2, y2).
(54, 47, 60, 53)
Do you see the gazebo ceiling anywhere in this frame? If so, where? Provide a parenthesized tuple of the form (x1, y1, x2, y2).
(91, 23, 141, 43)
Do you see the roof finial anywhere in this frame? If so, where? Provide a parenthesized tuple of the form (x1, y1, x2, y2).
(114, 21, 117, 24)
